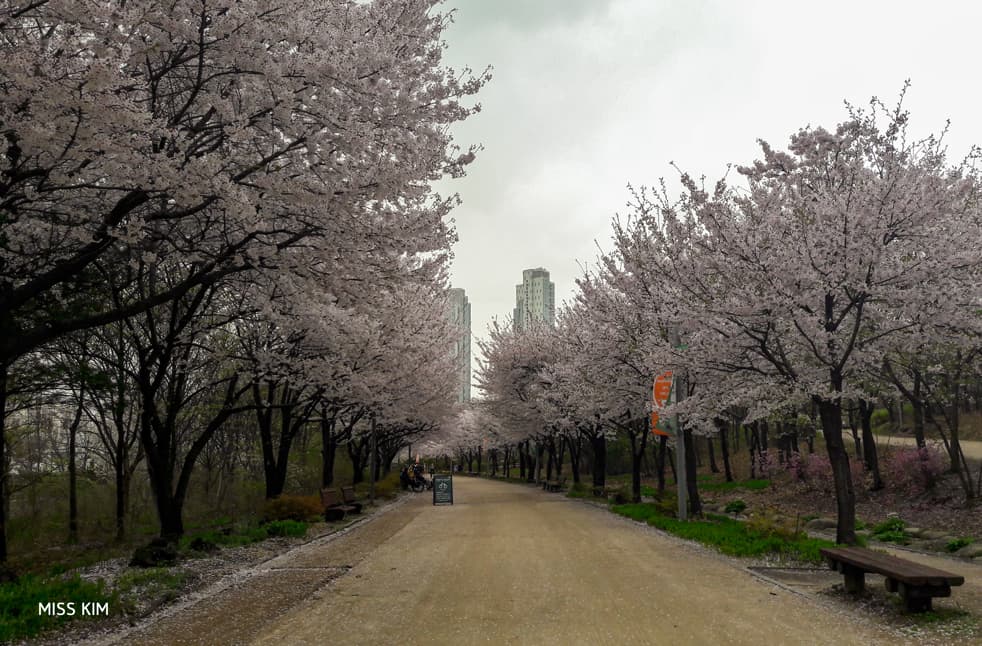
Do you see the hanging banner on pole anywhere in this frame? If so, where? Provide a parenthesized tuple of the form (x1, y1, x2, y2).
(651, 371, 674, 437)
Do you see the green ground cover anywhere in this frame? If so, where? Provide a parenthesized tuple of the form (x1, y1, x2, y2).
(611, 503, 834, 562)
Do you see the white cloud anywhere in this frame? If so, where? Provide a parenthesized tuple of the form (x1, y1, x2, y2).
(435, 0, 982, 389)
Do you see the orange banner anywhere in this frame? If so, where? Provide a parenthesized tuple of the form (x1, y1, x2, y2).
(650, 371, 674, 436)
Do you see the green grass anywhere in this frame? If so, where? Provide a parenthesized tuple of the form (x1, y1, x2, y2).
(114, 567, 189, 617)
(0, 574, 117, 643)
(178, 519, 308, 552)
(611, 503, 834, 563)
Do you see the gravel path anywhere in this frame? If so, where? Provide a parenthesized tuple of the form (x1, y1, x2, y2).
(86, 477, 979, 645)
(876, 434, 982, 461)
(243, 477, 897, 646)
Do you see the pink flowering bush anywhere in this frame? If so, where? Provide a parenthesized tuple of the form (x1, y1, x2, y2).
(883, 445, 945, 496)
(788, 452, 866, 493)
(755, 449, 778, 478)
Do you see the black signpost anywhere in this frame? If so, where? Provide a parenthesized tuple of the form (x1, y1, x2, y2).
(433, 474, 453, 505)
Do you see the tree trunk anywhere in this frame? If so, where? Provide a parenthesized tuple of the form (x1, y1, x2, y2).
(684, 428, 701, 515)
(629, 427, 648, 503)
(655, 435, 667, 493)
(716, 419, 734, 482)
(114, 456, 127, 542)
(67, 388, 85, 544)
(818, 393, 857, 545)
(590, 434, 606, 489)
(706, 435, 719, 474)
(348, 438, 367, 484)
(556, 436, 565, 476)
(859, 399, 883, 491)
(321, 417, 337, 488)
(546, 437, 556, 481)
(0, 363, 7, 563)
(568, 436, 581, 484)
(911, 371, 927, 449)
(847, 404, 862, 459)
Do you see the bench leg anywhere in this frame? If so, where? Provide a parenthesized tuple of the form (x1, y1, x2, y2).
(898, 582, 949, 613)
(903, 595, 932, 613)
(842, 565, 865, 594)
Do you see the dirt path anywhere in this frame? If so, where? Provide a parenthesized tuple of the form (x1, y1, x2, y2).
(875, 434, 982, 461)
(242, 478, 897, 646)
(93, 478, 981, 645)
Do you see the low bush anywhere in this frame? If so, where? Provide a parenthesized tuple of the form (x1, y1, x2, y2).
(0, 574, 116, 643)
(871, 517, 910, 545)
(946, 537, 973, 553)
(262, 520, 308, 538)
(882, 446, 945, 496)
(790, 453, 866, 493)
(262, 494, 323, 522)
(724, 500, 747, 514)
(870, 408, 890, 428)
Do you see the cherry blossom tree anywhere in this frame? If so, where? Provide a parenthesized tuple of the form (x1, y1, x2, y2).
(611, 94, 982, 543)
(0, 0, 486, 560)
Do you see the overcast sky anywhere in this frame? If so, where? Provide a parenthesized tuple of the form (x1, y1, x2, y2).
(433, 0, 982, 390)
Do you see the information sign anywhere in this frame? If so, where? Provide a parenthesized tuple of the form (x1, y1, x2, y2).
(433, 474, 453, 505)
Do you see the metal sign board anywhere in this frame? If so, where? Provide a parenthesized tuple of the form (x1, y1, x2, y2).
(433, 474, 454, 505)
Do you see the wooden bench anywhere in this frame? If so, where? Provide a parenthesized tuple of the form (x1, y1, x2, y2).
(821, 546, 964, 612)
(340, 486, 362, 514)
(544, 477, 567, 493)
(321, 488, 357, 522)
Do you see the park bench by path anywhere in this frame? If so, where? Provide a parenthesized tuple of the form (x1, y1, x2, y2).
(340, 486, 363, 514)
(821, 546, 965, 612)
(321, 488, 357, 522)
(543, 476, 567, 493)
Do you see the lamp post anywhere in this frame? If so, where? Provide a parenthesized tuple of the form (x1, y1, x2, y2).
(669, 326, 687, 521)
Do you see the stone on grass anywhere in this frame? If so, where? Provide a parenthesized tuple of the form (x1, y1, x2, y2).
(918, 530, 948, 541)
(904, 527, 923, 538)
(955, 543, 982, 558)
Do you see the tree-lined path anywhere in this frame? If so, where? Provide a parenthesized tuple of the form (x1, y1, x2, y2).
(99, 478, 898, 645)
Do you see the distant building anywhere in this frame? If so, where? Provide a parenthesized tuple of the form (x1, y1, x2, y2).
(513, 267, 555, 331)
(447, 288, 471, 402)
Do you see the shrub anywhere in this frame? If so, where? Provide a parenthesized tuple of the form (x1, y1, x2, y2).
(791, 453, 866, 493)
(262, 520, 308, 538)
(745, 507, 799, 541)
(870, 408, 890, 428)
(883, 446, 945, 496)
(872, 517, 905, 534)
(262, 494, 323, 522)
(871, 517, 910, 545)
(946, 537, 973, 553)
(724, 500, 747, 514)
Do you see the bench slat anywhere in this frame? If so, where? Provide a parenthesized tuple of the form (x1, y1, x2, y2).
(821, 547, 964, 586)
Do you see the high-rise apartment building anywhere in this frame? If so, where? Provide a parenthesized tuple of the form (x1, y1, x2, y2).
(447, 288, 471, 402)
(513, 267, 555, 331)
